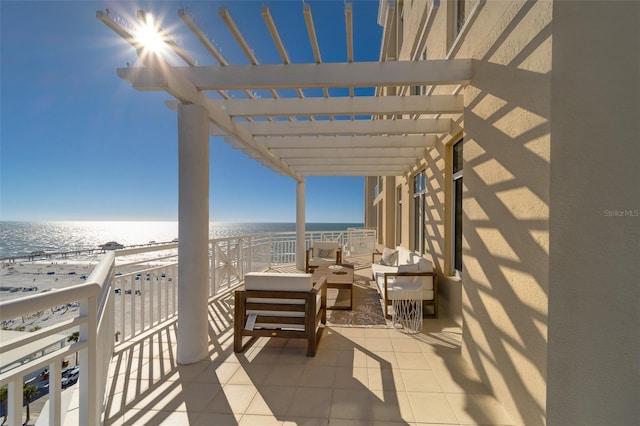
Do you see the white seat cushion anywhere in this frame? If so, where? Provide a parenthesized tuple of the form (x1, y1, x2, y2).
(244, 272, 312, 292)
(244, 272, 320, 330)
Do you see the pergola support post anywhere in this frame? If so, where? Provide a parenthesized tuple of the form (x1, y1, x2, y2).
(177, 103, 209, 364)
(296, 179, 306, 271)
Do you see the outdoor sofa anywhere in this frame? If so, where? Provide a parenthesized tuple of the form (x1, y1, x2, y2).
(371, 246, 438, 318)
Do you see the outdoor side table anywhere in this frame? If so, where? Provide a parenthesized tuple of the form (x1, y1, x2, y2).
(391, 282, 423, 333)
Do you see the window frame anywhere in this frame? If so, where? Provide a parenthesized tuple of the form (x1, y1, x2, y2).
(413, 170, 427, 255)
(451, 139, 464, 274)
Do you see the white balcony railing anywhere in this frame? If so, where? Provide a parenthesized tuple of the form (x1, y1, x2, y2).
(0, 228, 376, 425)
(0, 251, 114, 426)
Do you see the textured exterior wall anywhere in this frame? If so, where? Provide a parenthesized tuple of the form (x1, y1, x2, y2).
(547, 2, 640, 425)
(460, 2, 552, 424)
(375, 0, 638, 423)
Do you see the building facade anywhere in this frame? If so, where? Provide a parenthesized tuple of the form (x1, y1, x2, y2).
(367, 1, 639, 424)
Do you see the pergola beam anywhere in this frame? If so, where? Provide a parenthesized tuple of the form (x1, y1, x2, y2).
(285, 157, 414, 166)
(219, 95, 463, 117)
(210, 118, 450, 136)
(271, 147, 424, 158)
(118, 60, 472, 91)
(258, 135, 436, 149)
(296, 168, 408, 177)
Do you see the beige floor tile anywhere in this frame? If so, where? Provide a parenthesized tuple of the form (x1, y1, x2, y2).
(333, 366, 369, 389)
(205, 384, 258, 414)
(193, 412, 242, 425)
(309, 347, 341, 366)
(445, 393, 515, 425)
(407, 392, 458, 424)
(183, 360, 226, 384)
(395, 352, 431, 370)
(320, 331, 348, 351)
(239, 414, 285, 425)
(370, 390, 415, 423)
(287, 387, 333, 418)
(245, 385, 296, 416)
(367, 367, 405, 392)
(180, 382, 222, 412)
(205, 362, 241, 385)
(263, 364, 305, 386)
(422, 352, 489, 395)
(400, 370, 443, 393)
(130, 379, 184, 410)
(390, 338, 422, 353)
(228, 363, 271, 385)
(364, 337, 394, 352)
(337, 327, 366, 338)
(123, 408, 195, 425)
(282, 417, 329, 425)
(299, 364, 338, 387)
(366, 350, 398, 369)
(364, 328, 392, 338)
(329, 419, 374, 426)
(134, 356, 177, 381)
(330, 388, 373, 420)
(336, 348, 369, 367)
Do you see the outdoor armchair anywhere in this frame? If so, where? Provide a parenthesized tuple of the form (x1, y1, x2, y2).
(234, 272, 327, 356)
(305, 241, 342, 272)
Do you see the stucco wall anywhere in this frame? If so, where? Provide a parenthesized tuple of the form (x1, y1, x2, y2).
(547, 2, 640, 425)
(457, 1, 552, 424)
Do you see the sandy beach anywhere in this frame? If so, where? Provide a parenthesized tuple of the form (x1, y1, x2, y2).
(0, 261, 97, 330)
(0, 260, 174, 334)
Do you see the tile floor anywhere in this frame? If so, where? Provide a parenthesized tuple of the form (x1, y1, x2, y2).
(64, 262, 515, 425)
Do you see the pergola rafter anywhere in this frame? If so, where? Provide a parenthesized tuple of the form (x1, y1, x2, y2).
(217, 95, 463, 117)
(99, 2, 471, 179)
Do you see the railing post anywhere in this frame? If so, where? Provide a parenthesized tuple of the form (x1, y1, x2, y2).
(48, 360, 62, 425)
(79, 294, 98, 426)
(8, 380, 22, 426)
(246, 236, 252, 277)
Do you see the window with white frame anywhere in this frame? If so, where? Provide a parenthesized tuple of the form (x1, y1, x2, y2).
(452, 139, 463, 272)
(413, 170, 427, 254)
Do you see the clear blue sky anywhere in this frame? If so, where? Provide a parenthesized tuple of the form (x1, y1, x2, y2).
(0, 1, 382, 223)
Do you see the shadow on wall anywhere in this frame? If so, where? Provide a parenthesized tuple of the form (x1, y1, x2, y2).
(451, 1, 551, 425)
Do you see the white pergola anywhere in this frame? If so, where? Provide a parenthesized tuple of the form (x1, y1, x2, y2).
(98, 3, 471, 364)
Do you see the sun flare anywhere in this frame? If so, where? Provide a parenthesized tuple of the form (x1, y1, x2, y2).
(136, 18, 166, 54)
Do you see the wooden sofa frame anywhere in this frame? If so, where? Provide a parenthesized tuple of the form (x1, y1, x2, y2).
(234, 276, 327, 356)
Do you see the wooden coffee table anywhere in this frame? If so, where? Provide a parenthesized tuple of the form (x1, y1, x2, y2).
(312, 264, 354, 310)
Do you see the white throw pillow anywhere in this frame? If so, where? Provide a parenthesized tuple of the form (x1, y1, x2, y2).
(396, 263, 420, 283)
(380, 248, 398, 266)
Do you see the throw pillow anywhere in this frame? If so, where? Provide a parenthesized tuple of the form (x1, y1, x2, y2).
(317, 248, 335, 258)
(396, 263, 420, 283)
(380, 248, 398, 266)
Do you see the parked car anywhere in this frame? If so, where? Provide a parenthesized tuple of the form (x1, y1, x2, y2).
(61, 366, 80, 388)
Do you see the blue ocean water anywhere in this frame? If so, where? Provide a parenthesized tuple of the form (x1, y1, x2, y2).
(0, 221, 363, 258)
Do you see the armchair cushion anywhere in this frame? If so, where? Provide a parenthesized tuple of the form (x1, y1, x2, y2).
(317, 248, 336, 258)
